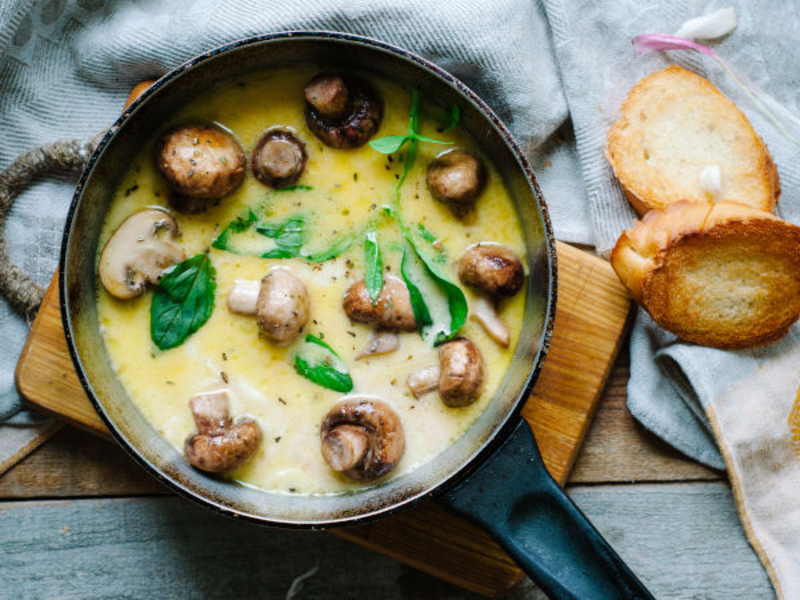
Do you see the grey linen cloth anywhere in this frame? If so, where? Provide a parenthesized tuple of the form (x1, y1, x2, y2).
(0, 0, 585, 470)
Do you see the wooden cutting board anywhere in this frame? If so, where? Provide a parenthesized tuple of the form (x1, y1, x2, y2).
(15, 241, 630, 597)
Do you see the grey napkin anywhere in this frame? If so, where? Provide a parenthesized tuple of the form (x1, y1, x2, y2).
(0, 0, 585, 468)
(542, 0, 800, 470)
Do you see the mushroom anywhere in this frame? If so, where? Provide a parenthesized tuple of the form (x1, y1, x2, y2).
(304, 72, 383, 149)
(458, 243, 524, 298)
(356, 330, 400, 359)
(320, 397, 405, 482)
(157, 124, 246, 210)
(251, 129, 308, 189)
(184, 390, 262, 473)
(98, 209, 185, 300)
(426, 149, 487, 217)
(471, 296, 511, 348)
(256, 268, 311, 345)
(227, 280, 261, 315)
(343, 276, 416, 332)
(406, 338, 484, 407)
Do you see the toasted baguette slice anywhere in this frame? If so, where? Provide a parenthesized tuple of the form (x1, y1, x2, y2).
(611, 200, 800, 349)
(606, 66, 780, 215)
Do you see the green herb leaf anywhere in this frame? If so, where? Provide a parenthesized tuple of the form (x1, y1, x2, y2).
(256, 215, 305, 258)
(417, 223, 438, 244)
(294, 334, 353, 392)
(212, 208, 258, 253)
(364, 231, 383, 301)
(369, 135, 409, 155)
(275, 184, 314, 192)
(414, 134, 453, 146)
(442, 104, 460, 131)
(401, 246, 433, 333)
(150, 254, 216, 350)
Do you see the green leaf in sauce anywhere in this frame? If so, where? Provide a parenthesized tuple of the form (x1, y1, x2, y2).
(369, 135, 408, 155)
(274, 184, 313, 192)
(211, 208, 258, 253)
(150, 253, 216, 350)
(401, 246, 432, 333)
(256, 214, 305, 258)
(294, 334, 353, 393)
(364, 231, 383, 301)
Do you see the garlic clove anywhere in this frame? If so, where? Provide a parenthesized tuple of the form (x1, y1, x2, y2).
(675, 8, 737, 41)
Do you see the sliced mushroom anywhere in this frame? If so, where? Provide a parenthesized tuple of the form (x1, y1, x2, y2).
(357, 330, 400, 359)
(98, 209, 185, 300)
(439, 338, 484, 407)
(304, 72, 383, 149)
(406, 338, 485, 407)
(227, 280, 261, 315)
(343, 276, 416, 331)
(184, 390, 262, 473)
(458, 243, 524, 298)
(157, 124, 246, 208)
(426, 149, 487, 217)
(257, 268, 311, 345)
(320, 397, 405, 481)
(251, 129, 308, 189)
(407, 365, 441, 399)
(471, 296, 511, 348)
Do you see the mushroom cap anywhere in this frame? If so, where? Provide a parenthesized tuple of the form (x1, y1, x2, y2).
(426, 149, 487, 217)
(320, 397, 405, 482)
(438, 338, 484, 407)
(184, 391, 263, 473)
(157, 124, 246, 202)
(458, 243, 524, 298)
(343, 276, 416, 331)
(257, 267, 311, 345)
(304, 73, 383, 149)
(251, 129, 308, 189)
(98, 209, 185, 300)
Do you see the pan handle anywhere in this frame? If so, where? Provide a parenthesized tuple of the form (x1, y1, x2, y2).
(439, 420, 654, 599)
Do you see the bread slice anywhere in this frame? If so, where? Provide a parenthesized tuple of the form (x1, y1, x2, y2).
(611, 200, 800, 349)
(606, 66, 780, 215)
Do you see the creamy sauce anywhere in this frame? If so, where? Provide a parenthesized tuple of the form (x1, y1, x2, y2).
(96, 68, 526, 495)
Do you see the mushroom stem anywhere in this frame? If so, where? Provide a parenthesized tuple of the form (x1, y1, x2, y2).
(357, 330, 400, 359)
(471, 296, 511, 348)
(227, 280, 261, 315)
(321, 424, 369, 472)
(407, 366, 441, 399)
(190, 390, 232, 434)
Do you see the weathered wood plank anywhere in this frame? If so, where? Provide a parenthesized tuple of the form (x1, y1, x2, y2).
(0, 482, 771, 599)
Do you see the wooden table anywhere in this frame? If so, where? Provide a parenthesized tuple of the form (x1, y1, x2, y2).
(0, 344, 774, 599)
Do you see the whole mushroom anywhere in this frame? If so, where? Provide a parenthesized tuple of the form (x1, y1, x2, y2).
(184, 390, 262, 473)
(426, 149, 487, 217)
(157, 124, 246, 210)
(251, 129, 307, 189)
(407, 337, 485, 407)
(458, 244, 524, 298)
(343, 276, 416, 332)
(98, 209, 185, 300)
(304, 72, 383, 149)
(257, 268, 311, 345)
(320, 397, 405, 482)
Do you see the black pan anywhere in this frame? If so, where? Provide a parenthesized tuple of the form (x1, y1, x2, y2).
(60, 31, 651, 598)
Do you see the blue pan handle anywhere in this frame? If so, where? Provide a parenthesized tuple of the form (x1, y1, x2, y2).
(440, 420, 653, 599)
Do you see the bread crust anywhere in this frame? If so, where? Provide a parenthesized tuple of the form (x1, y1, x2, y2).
(611, 200, 800, 349)
(606, 66, 780, 215)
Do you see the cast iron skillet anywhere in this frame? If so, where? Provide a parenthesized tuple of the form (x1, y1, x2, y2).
(60, 31, 652, 599)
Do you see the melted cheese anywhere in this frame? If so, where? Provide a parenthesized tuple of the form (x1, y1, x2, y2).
(96, 68, 526, 495)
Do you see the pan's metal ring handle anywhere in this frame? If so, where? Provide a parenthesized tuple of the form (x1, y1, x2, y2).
(0, 135, 102, 318)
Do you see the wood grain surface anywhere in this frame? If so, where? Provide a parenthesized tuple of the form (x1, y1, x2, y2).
(15, 241, 630, 597)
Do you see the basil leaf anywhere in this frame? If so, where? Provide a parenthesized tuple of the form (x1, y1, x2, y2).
(212, 208, 258, 253)
(275, 184, 313, 192)
(256, 215, 305, 258)
(364, 231, 383, 301)
(369, 135, 409, 155)
(294, 334, 353, 393)
(150, 254, 216, 350)
(401, 246, 432, 333)
(414, 134, 453, 146)
(417, 223, 437, 244)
